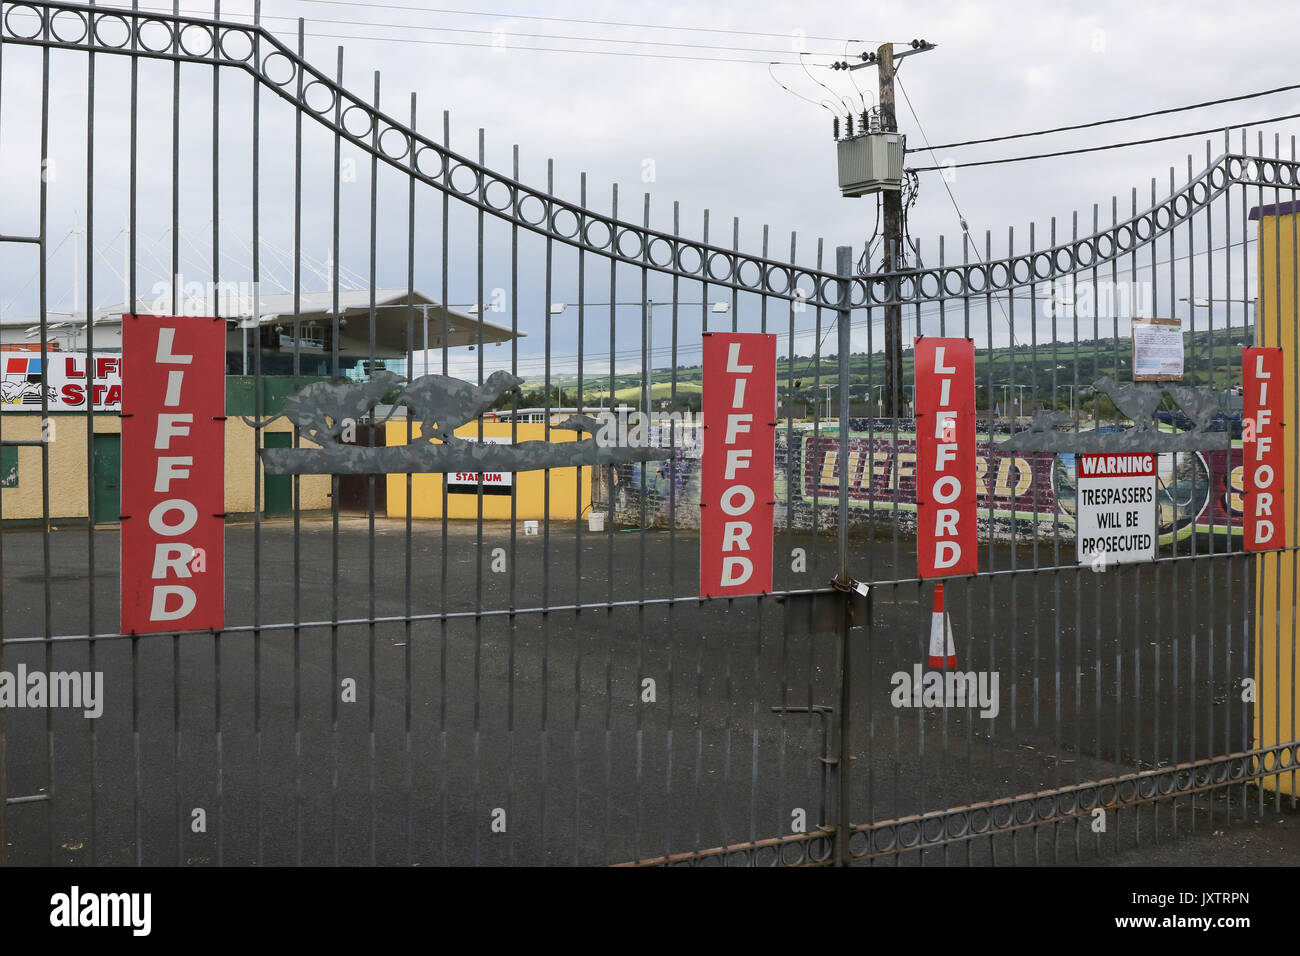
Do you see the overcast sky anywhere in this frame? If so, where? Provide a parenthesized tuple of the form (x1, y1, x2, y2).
(0, 0, 1292, 378)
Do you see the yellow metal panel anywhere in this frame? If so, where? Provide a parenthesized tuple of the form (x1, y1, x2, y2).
(384, 420, 592, 520)
(1253, 211, 1300, 795)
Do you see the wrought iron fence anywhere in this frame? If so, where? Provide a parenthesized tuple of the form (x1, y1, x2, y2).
(0, 1, 1297, 867)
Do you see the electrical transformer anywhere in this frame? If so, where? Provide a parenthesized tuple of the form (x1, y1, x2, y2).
(837, 132, 904, 198)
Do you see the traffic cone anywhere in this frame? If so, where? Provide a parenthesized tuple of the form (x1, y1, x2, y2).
(927, 583, 957, 670)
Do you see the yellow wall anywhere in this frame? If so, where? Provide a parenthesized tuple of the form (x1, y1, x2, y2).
(0, 414, 329, 521)
(384, 420, 592, 520)
(1253, 210, 1300, 795)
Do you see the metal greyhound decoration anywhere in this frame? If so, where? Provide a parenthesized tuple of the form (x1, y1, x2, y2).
(250, 369, 673, 474)
(998, 378, 1230, 452)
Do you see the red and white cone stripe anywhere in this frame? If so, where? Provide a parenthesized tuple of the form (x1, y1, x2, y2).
(927, 583, 957, 670)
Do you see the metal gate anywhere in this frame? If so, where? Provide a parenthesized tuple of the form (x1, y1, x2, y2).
(1, 1, 1297, 866)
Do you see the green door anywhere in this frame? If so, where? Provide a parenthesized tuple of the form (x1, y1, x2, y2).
(263, 432, 292, 516)
(92, 433, 120, 524)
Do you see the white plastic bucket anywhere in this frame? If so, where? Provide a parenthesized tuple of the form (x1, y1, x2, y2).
(588, 511, 606, 532)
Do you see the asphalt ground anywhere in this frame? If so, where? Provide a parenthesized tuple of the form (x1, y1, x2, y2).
(1, 515, 1297, 866)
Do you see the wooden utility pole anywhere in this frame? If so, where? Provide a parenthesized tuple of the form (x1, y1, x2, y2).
(876, 42, 905, 420)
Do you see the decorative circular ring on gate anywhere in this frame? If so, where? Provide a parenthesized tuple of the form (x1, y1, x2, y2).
(736, 256, 762, 288)
(986, 262, 1006, 290)
(780, 841, 808, 866)
(342, 104, 374, 140)
(217, 27, 254, 63)
(764, 263, 790, 296)
(415, 146, 445, 180)
(615, 228, 644, 260)
(138, 18, 174, 53)
(448, 162, 480, 196)
(92, 12, 131, 48)
(921, 817, 945, 843)
(262, 52, 296, 87)
(551, 208, 581, 241)
(706, 251, 734, 282)
(6, 5, 46, 42)
(379, 126, 410, 161)
(518, 194, 547, 228)
(848, 830, 871, 858)
(1074, 239, 1094, 269)
(483, 179, 513, 213)
(647, 237, 675, 270)
(897, 821, 921, 848)
(179, 23, 215, 57)
(51, 9, 88, 44)
(1154, 204, 1172, 232)
(583, 218, 611, 250)
(303, 80, 335, 116)
(676, 244, 703, 275)
(752, 844, 780, 867)
(808, 836, 833, 863)
(871, 826, 897, 852)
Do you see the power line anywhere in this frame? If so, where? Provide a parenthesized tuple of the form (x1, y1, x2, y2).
(896, 75, 1017, 346)
(913, 80, 1300, 153)
(909, 109, 1300, 172)
(4, 5, 838, 65)
(300, 29, 828, 64)
(118, 2, 857, 57)
(288, 0, 875, 45)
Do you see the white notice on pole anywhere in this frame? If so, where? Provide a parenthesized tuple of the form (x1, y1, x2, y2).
(1075, 453, 1157, 568)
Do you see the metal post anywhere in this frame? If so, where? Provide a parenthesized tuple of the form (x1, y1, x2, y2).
(835, 245, 854, 866)
(877, 43, 904, 420)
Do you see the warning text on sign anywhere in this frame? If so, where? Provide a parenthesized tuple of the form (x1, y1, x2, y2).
(1075, 452, 1156, 567)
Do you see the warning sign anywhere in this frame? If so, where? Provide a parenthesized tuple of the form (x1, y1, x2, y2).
(1075, 453, 1156, 567)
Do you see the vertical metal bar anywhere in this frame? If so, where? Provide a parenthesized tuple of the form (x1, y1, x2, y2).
(367, 70, 381, 864)
(506, 144, 518, 866)
(470, 124, 485, 867)
(129, 0, 142, 868)
(329, 44, 344, 868)
(212, 0, 225, 870)
(573, 171, 587, 865)
(289, 16, 306, 866)
(84, 0, 100, 867)
(834, 245, 852, 866)
(404, 91, 418, 866)
(439, 108, 450, 865)
(250, 0, 264, 867)
(170, 0, 184, 866)
(603, 184, 619, 861)
(1289, 136, 1299, 806)
(634, 194, 651, 861)
(538, 154, 553, 865)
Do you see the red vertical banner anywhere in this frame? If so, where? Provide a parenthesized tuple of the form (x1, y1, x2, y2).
(700, 332, 776, 598)
(915, 337, 978, 578)
(120, 315, 226, 634)
(1244, 347, 1285, 551)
